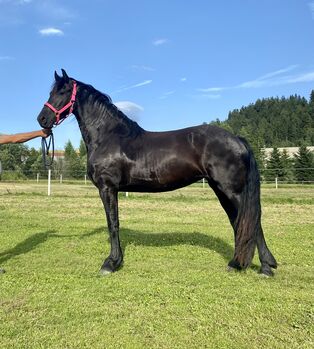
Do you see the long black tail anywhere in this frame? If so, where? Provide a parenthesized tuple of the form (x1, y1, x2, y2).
(233, 138, 261, 268)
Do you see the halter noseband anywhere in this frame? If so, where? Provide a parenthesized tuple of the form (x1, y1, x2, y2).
(44, 80, 77, 125)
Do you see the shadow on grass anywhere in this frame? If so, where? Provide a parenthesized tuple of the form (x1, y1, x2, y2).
(120, 228, 234, 263)
(0, 230, 57, 265)
(0, 228, 104, 265)
(0, 227, 234, 267)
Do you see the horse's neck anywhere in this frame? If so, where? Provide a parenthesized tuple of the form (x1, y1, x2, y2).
(74, 104, 110, 148)
(74, 95, 141, 151)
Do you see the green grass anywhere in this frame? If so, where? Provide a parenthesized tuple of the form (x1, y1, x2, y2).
(0, 182, 313, 348)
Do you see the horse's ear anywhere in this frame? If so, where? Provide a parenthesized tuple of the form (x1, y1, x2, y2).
(54, 70, 62, 82)
(61, 69, 69, 82)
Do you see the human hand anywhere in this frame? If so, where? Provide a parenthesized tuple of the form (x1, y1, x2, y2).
(41, 129, 52, 138)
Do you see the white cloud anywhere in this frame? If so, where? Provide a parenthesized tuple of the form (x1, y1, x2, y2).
(192, 93, 221, 100)
(114, 101, 144, 121)
(39, 27, 64, 36)
(160, 90, 175, 99)
(197, 65, 314, 93)
(237, 65, 299, 88)
(256, 65, 299, 80)
(284, 71, 314, 84)
(153, 38, 169, 46)
(114, 80, 152, 93)
(131, 80, 152, 88)
(180, 77, 187, 82)
(197, 87, 225, 92)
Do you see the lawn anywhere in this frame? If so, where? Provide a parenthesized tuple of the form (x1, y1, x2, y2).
(0, 182, 313, 348)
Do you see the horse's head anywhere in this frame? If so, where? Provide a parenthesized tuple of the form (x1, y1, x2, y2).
(37, 69, 77, 129)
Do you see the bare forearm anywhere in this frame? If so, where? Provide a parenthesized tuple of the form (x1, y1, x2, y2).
(0, 130, 50, 144)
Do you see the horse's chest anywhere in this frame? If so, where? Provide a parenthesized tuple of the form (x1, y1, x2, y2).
(87, 153, 131, 183)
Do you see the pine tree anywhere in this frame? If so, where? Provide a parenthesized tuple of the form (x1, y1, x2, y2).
(309, 90, 314, 117)
(306, 90, 314, 144)
(265, 147, 284, 181)
(64, 140, 77, 159)
(64, 140, 85, 179)
(294, 145, 314, 183)
(280, 149, 294, 182)
(78, 139, 87, 175)
(79, 139, 87, 157)
(257, 148, 267, 179)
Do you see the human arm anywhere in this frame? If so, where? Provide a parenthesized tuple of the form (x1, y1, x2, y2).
(0, 129, 51, 145)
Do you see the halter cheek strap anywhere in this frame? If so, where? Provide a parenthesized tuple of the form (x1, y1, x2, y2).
(44, 81, 77, 125)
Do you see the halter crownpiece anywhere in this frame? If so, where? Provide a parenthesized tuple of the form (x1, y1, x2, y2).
(44, 80, 77, 125)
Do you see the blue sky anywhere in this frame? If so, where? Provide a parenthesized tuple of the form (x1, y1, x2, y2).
(1, 0, 314, 149)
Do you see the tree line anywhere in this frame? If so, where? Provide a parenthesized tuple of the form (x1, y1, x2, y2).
(262, 145, 313, 182)
(211, 91, 314, 148)
(0, 139, 87, 180)
(209, 91, 314, 182)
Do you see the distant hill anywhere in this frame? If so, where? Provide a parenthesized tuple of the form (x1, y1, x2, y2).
(210, 91, 314, 149)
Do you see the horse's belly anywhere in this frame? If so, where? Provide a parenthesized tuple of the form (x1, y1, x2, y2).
(120, 161, 203, 192)
(119, 179, 198, 192)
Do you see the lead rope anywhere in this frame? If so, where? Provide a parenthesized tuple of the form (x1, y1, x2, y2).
(41, 132, 54, 169)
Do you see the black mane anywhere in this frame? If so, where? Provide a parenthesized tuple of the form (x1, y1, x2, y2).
(76, 80, 144, 137)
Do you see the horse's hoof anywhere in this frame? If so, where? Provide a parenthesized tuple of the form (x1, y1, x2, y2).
(227, 266, 239, 273)
(0, 268, 6, 274)
(259, 265, 274, 277)
(100, 256, 123, 276)
(227, 259, 242, 271)
(99, 268, 113, 276)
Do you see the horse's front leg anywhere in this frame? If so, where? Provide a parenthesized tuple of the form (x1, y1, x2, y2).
(98, 186, 123, 275)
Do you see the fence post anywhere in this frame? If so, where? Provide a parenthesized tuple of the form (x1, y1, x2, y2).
(125, 192, 129, 197)
(48, 169, 51, 196)
(37, 173, 39, 183)
(84, 174, 87, 185)
(202, 178, 205, 188)
(275, 177, 278, 189)
(60, 174, 62, 184)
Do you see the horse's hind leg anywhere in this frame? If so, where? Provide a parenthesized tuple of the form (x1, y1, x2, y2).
(256, 227, 277, 276)
(98, 186, 123, 275)
(208, 183, 243, 270)
(204, 136, 277, 275)
(208, 179, 277, 275)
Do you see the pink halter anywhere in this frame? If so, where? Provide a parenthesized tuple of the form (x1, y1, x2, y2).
(45, 80, 77, 125)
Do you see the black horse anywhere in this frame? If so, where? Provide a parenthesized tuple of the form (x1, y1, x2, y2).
(37, 70, 277, 276)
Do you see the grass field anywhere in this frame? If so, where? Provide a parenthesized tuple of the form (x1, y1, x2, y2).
(0, 181, 313, 348)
